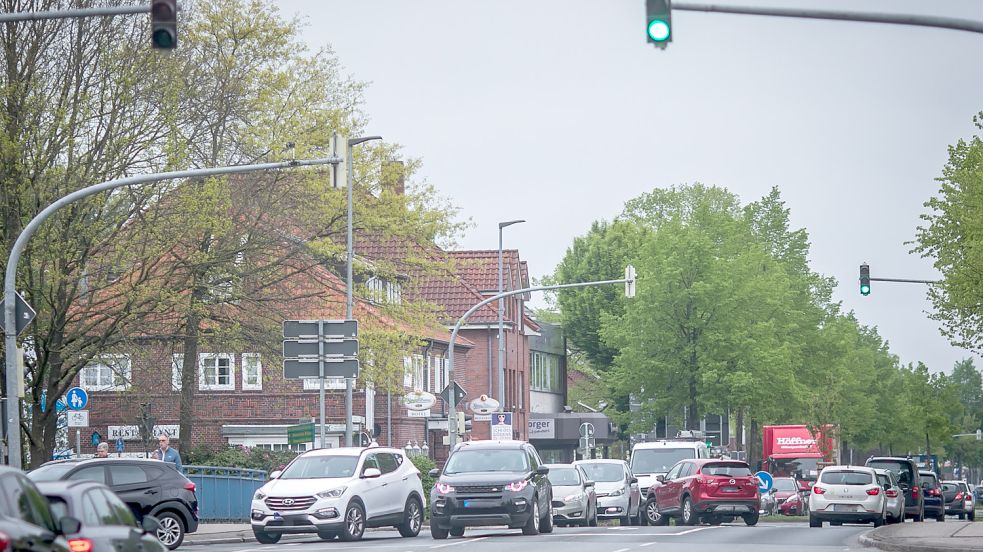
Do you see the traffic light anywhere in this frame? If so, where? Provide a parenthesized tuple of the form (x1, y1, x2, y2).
(859, 263, 871, 296)
(646, 0, 672, 47)
(150, 0, 178, 49)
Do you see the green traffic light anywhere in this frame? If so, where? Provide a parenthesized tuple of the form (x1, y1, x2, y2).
(648, 19, 671, 42)
(860, 284, 871, 296)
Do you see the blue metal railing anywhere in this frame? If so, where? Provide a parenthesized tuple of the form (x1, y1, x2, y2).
(184, 465, 268, 522)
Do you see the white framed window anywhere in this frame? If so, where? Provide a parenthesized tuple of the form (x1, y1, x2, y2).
(227, 436, 310, 452)
(199, 353, 234, 391)
(242, 353, 262, 391)
(171, 354, 183, 391)
(412, 354, 426, 391)
(366, 277, 385, 304)
(80, 355, 131, 392)
(387, 281, 402, 305)
(303, 377, 346, 391)
(403, 356, 413, 388)
(431, 356, 446, 394)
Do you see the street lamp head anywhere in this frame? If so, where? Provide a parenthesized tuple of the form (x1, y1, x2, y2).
(498, 219, 526, 229)
(348, 135, 383, 147)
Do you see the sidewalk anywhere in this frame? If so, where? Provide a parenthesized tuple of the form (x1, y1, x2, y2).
(860, 520, 983, 552)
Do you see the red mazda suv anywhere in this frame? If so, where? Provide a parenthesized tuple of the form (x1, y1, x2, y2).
(647, 458, 760, 526)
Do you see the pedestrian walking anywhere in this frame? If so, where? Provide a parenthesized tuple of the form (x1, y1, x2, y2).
(95, 442, 110, 458)
(153, 434, 183, 471)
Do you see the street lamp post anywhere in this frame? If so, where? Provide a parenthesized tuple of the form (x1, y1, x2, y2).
(497, 220, 524, 410)
(344, 135, 382, 448)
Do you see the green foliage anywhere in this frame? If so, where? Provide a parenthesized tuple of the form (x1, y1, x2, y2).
(411, 454, 437, 494)
(184, 444, 298, 474)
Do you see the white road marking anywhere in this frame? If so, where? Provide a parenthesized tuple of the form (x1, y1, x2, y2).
(612, 548, 631, 552)
(430, 537, 488, 549)
(639, 543, 659, 547)
(671, 527, 713, 535)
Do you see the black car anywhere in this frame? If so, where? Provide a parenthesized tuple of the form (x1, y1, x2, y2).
(0, 465, 73, 552)
(919, 471, 946, 522)
(28, 458, 198, 549)
(866, 457, 925, 521)
(942, 480, 975, 521)
(429, 440, 553, 539)
(37, 480, 167, 552)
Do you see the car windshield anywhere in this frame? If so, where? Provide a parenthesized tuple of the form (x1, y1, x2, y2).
(279, 455, 358, 479)
(578, 463, 625, 483)
(919, 474, 937, 487)
(773, 478, 798, 492)
(820, 471, 873, 485)
(867, 461, 914, 486)
(443, 450, 529, 474)
(701, 463, 752, 477)
(547, 468, 581, 486)
(27, 464, 77, 482)
(630, 448, 695, 474)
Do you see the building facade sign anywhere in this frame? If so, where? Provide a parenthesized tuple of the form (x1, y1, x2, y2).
(108, 425, 180, 441)
(527, 418, 555, 439)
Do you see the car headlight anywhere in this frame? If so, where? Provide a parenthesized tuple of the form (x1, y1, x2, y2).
(254, 490, 267, 500)
(564, 492, 586, 502)
(316, 487, 347, 499)
(609, 488, 625, 497)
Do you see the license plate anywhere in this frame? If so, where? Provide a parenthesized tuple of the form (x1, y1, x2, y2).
(721, 487, 739, 493)
(832, 504, 855, 512)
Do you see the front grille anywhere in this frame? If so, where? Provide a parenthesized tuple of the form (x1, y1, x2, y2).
(456, 485, 504, 494)
(595, 492, 610, 498)
(265, 496, 316, 511)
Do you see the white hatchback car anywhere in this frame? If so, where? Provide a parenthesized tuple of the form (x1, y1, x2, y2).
(250, 447, 425, 543)
(809, 466, 886, 528)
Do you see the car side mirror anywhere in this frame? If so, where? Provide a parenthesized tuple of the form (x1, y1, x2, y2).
(584, 480, 595, 488)
(656, 475, 666, 483)
(536, 466, 550, 476)
(429, 468, 440, 478)
(269, 470, 282, 480)
(769, 488, 777, 495)
(141, 515, 161, 534)
(630, 477, 638, 485)
(362, 468, 382, 479)
(59, 516, 82, 535)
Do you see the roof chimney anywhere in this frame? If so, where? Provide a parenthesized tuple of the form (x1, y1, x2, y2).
(383, 160, 405, 195)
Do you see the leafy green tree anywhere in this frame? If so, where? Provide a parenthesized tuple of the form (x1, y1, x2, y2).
(912, 113, 983, 351)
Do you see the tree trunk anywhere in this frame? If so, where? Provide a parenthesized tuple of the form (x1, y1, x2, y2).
(736, 408, 745, 451)
(178, 309, 201, 453)
(687, 347, 699, 431)
(749, 418, 760, 470)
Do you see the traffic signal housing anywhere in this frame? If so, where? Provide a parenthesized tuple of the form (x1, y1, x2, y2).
(860, 263, 871, 296)
(150, 0, 177, 49)
(646, 0, 672, 47)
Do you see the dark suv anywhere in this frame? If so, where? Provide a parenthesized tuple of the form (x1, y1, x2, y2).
(429, 440, 553, 539)
(919, 471, 946, 522)
(0, 466, 73, 552)
(865, 457, 924, 521)
(28, 458, 198, 549)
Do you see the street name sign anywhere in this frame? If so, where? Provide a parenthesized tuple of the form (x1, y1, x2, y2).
(287, 422, 315, 445)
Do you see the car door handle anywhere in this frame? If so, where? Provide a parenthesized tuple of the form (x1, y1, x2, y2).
(402, 476, 410, 481)
(144, 489, 158, 495)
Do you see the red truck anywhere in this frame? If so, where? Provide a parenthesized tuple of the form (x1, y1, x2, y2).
(762, 425, 836, 490)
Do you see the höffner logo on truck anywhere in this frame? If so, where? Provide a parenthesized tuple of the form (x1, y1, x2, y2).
(776, 436, 817, 451)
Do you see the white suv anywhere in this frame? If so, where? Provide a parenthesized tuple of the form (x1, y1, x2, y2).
(250, 447, 425, 543)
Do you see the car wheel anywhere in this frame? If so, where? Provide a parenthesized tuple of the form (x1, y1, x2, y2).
(522, 498, 541, 535)
(155, 511, 185, 550)
(969, 509, 976, 522)
(317, 531, 337, 541)
(936, 511, 946, 522)
(252, 530, 281, 545)
(646, 498, 667, 526)
(589, 502, 598, 527)
(449, 527, 465, 537)
(397, 497, 423, 538)
(742, 511, 759, 527)
(430, 525, 449, 540)
(706, 517, 723, 526)
(915, 505, 925, 522)
(339, 501, 366, 542)
(680, 497, 697, 526)
(809, 514, 822, 528)
(874, 515, 884, 528)
(959, 513, 966, 520)
(539, 498, 554, 534)
(620, 514, 631, 526)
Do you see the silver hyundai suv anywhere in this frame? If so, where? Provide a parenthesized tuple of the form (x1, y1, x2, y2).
(250, 447, 425, 543)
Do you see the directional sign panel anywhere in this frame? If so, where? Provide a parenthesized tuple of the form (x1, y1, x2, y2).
(284, 339, 359, 358)
(440, 381, 467, 407)
(283, 319, 357, 339)
(324, 339, 358, 357)
(0, 291, 37, 335)
(284, 358, 359, 379)
(755, 471, 774, 494)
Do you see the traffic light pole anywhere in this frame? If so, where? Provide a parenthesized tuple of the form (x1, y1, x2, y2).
(0, 5, 151, 23)
(869, 277, 939, 285)
(445, 273, 636, 450)
(671, 3, 983, 35)
(3, 157, 341, 468)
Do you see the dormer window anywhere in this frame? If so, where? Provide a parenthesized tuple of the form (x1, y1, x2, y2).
(366, 276, 401, 305)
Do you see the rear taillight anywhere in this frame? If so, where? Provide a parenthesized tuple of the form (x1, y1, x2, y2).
(955, 492, 964, 501)
(184, 481, 196, 493)
(0, 530, 9, 552)
(866, 487, 880, 496)
(812, 485, 826, 495)
(68, 539, 92, 552)
(886, 489, 898, 498)
(911, 486, 920, 497)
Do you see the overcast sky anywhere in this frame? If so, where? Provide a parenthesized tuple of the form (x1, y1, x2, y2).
(277, 0, 983, 374)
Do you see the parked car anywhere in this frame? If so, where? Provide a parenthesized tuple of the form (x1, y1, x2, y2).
(575, 459, 642, 526)
(919, 471, 946, 522)
(37, 479, 167, 552)
(629, 439, 711, 496)
(429, 440, 552, 539)
(648, 459, 760, 526)
(28, 458, 199, 549)
(250, 447, 425, 543)
(545, 463, 597, 527)
(778, 491, 807, 516)
(0, 466, 74, 552)
(941, 480, 975, 521)
(809, 466, 886, 528)
(865, 456, 924, 521)
(772, 477, 799, 511)
(874, 469, 905, 524)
